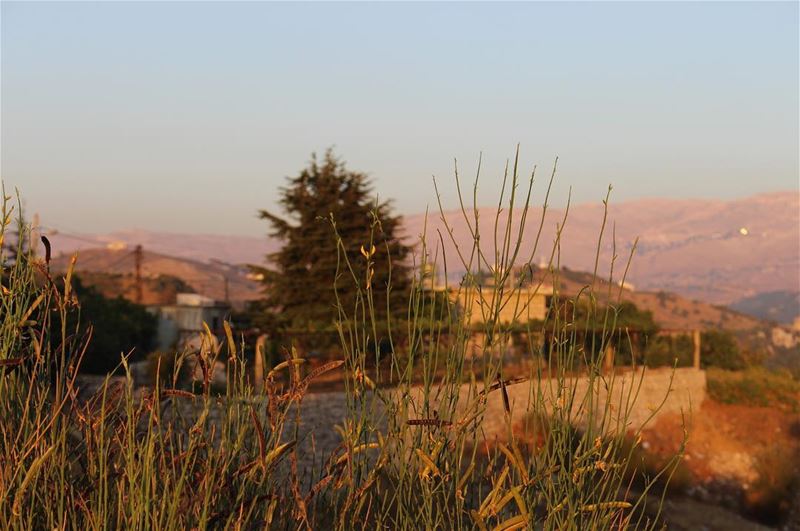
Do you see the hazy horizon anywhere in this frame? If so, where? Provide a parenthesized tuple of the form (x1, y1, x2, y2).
(30, 188, 799, 239)
(2, 2, 798, 237)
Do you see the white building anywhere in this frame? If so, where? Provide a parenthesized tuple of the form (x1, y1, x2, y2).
(148, 293, 231, 351)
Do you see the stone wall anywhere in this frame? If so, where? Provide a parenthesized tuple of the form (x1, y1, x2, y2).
(475, 367, 706, 437)
(148, 367, 705, 475)
(289, 367, 706, 463)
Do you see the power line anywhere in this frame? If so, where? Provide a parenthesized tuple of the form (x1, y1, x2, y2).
(103, 249, 137, 272)
(38, 225, 107, 247)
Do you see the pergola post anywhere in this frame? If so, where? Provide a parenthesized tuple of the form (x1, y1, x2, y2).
(692, 329, 701, 370)
(604, 342, 615, 373)
(254, 334, 268, 391)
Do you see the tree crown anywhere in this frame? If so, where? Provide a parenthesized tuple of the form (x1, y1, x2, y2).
(251, 150, 411, 330)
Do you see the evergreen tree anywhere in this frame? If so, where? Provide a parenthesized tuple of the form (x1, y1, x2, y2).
(251, 150, 411, 330)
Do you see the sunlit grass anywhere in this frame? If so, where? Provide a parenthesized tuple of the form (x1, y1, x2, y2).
(0, 152, 681, 529)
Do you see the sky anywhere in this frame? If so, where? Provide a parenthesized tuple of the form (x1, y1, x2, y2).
(1, 1, 798, 236)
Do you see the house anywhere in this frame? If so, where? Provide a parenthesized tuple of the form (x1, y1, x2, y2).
(148, 293, 231, 351)
(451, 285, 551, 325)
(425, 265, 552, 325)
(425, 267, 552, 359)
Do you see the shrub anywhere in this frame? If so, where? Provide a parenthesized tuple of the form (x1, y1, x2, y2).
(701, 330, 746, 370)
(706, 367, 800, 411)
(47, 275, 157, 374)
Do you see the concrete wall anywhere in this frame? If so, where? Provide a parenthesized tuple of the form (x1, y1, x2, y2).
(149, 304, 230, 350)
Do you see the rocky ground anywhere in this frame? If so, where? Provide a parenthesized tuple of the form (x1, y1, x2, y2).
(640, 400, 800, 529)
(655, 495, 774, 531)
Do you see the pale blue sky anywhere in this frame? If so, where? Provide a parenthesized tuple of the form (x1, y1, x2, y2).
(2, 1, 798, 235)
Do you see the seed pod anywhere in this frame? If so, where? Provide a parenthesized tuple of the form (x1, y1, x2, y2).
(41, 235, 51, 266)
(407, 418, 452, 427)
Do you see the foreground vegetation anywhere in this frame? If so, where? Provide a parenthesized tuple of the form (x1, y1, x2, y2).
(0, 154, 682, 529)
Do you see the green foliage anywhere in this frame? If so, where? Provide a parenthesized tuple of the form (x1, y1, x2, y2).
(250, 149, 411, 330)
(643, 330, 750, 370)
(614, 301, 659, 332)
(701, 330, 745, 370)
(644, 335, 693, 368)
(706, 367, 800, 411)
(596, 302, 658, 366)
(67, 276, 157, 374)
(543, 299, 659, 366)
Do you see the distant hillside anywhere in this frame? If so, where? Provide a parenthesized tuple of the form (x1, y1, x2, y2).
(49, 248, 261, 309)
(45, 229, 275, 267)
(73, 272, 195, 307)
(537, 266, 766, 332)
(730, 290, 800, 325)
(42, 191, 799, 321)
(405, 191, 799, 309)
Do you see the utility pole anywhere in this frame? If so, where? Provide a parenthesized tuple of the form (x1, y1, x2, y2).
(223, 275, 230, 304)
(31, 213, 41, 256)
(134, 244, 143, 305)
